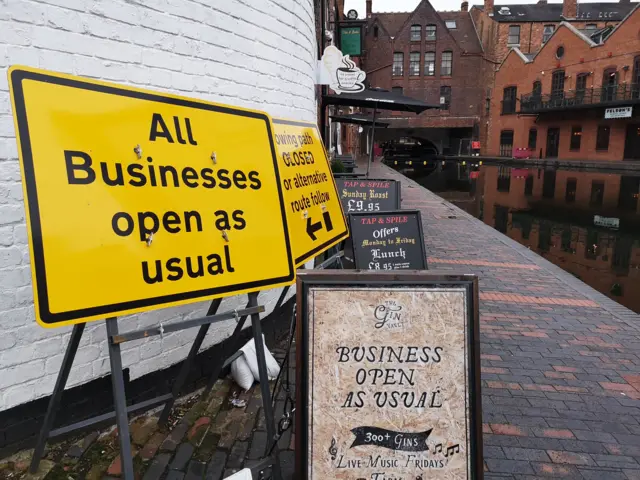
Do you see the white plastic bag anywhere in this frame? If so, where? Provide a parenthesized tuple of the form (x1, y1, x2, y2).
(230, 353, 254, 391)
(224, 468, 252, 479)
(240, 335, 281, 382)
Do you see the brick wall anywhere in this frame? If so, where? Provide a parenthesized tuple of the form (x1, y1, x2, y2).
(488, 11, 640, 160)
(0, 0, 317, 412)
(363, 4, 483, 130)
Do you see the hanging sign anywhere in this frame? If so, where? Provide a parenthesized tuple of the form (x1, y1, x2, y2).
(339, 26, 363, 57)
(318, 45, 366, 94)
(296, 270, 483, 480)
(335, 178, 401, 213)
(272, 118, 348, 266)
(348, 211, 427, 270)
(8, 66, 294, 327)
(605, 106, 632, 119)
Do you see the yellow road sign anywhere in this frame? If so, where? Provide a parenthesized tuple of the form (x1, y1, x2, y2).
(272, 119, 348, 266)
(8, 66, 294, 327)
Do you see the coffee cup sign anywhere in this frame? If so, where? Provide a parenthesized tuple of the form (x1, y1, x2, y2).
(321, 45, 366, 94)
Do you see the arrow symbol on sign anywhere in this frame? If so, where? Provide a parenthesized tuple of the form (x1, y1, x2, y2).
(306, 217, 323, 241)
(306, 211, 335, 241)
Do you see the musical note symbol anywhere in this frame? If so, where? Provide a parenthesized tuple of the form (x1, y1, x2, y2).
(445, 444, 460, 458)
(434, 443, 443, 454)
(329, 437, 338, 460)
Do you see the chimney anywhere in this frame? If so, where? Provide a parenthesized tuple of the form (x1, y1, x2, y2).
(620, 0, 630, 3)
(484, 0, 494, 16)
(366, 0, 372, 18)
(537, 0, 547, 4)
(461, 1, 469, 11)
(562, 0, 577, 18)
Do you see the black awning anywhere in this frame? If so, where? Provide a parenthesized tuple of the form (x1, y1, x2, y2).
(323, 88, 439, 113)
(328, 113, 390, 127)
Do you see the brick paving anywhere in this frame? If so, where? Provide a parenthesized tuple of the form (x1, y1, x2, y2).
(3, 161, 640, 479)
(0, 346, 296, 480)
(371, 161, 640, 479)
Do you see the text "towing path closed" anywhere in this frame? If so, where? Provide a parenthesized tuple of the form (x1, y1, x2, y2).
(8, 66, 294, 327)
(273, 119, 348, 266)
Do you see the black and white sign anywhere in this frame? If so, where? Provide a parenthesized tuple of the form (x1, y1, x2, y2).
(605, 106, 632, 119)
(348, 210, 427, 270)
(335, 178, 401, 213)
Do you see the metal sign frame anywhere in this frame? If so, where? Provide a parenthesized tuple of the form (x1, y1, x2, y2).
(295, 270, 483, 479)
(30, 294, 286, 480)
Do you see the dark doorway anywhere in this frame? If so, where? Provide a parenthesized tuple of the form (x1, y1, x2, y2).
(618, 176, 640, 211)
(624, 124, 640, 160)
(495, 205, 509, 233)
(602, 69, 618, 102)
(546, 128, 560, 158)
(543, 169, 556, 199)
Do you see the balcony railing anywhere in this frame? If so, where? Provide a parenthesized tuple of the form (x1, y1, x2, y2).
(520, 83, 640, 113)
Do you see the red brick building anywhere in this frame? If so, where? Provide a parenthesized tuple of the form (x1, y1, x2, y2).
(471, 0, 636, 156)
(359, 0, 486, 155)
(487, 4, 640, 161)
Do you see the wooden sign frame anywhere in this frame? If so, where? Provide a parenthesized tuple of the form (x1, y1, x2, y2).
(347, 210, 428, 271)
(295, 270, 482, 479)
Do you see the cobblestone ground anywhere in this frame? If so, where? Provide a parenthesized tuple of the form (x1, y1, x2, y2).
(0, 346, 296, 480)
(4, 161, 640, 479)
(372, 161, 640, 479)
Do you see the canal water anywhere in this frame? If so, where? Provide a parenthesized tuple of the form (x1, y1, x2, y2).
(411, 163, 640, 314)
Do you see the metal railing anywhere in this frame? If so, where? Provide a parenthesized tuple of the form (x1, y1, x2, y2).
(520, 83, 640, 113)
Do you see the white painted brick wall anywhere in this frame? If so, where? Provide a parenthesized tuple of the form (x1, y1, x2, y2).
(0, 0, 318, 412)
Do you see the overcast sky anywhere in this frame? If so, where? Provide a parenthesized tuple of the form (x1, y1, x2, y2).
(344, 0, 621, 14)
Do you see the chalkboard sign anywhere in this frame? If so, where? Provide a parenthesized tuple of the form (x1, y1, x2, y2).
(296, 271, 483, 480)
(348, 210, 427, 270)
(335, 178, 401, 213)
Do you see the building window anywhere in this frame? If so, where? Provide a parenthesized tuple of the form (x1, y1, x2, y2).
(585, 23, 598, 31)
(373, 26, 379, 39)
(440, 86, 451, 110)
(570, 126, 582, 151)
(524, 175, 534, 196)
(485, 98, 490, 114)
(576, 73, 588, 102)
(556, 46, 565, 59)
(409, 52, 420, 76)
(497, 166, 511, 192)
(596, 125, 610, 151)
(543, 170, 556, 199)
(410, 24, 421, 42)
(499, 130, 514, 157)
(426, 24, 436, 41)
(445, 20, 457, 29)
(565, 178, 577, 203)
(392, 86, 403, 94)
(543, 24, 554, 43)
(441, 51, 453, 76)
(590, 180, 605, 206)
(508, 25, 520, 45)
(551, 70, 565, 100)
(602, 69, 618, 102)
(424, 52, 436, 76)
(393, 52, 404, 76)
(528, 128, 537, 150)
(502, 86, 517, 114)
(532, 81, 542, 97)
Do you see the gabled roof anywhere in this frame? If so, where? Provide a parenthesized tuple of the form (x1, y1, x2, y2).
(371, 12, 411, 38)
(368, 2, 482, 54)
(439, 11, 483, 54)
(480, 2, 636, 22)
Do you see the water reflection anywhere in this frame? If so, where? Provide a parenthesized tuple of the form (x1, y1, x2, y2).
(419, 164, 640, 313)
